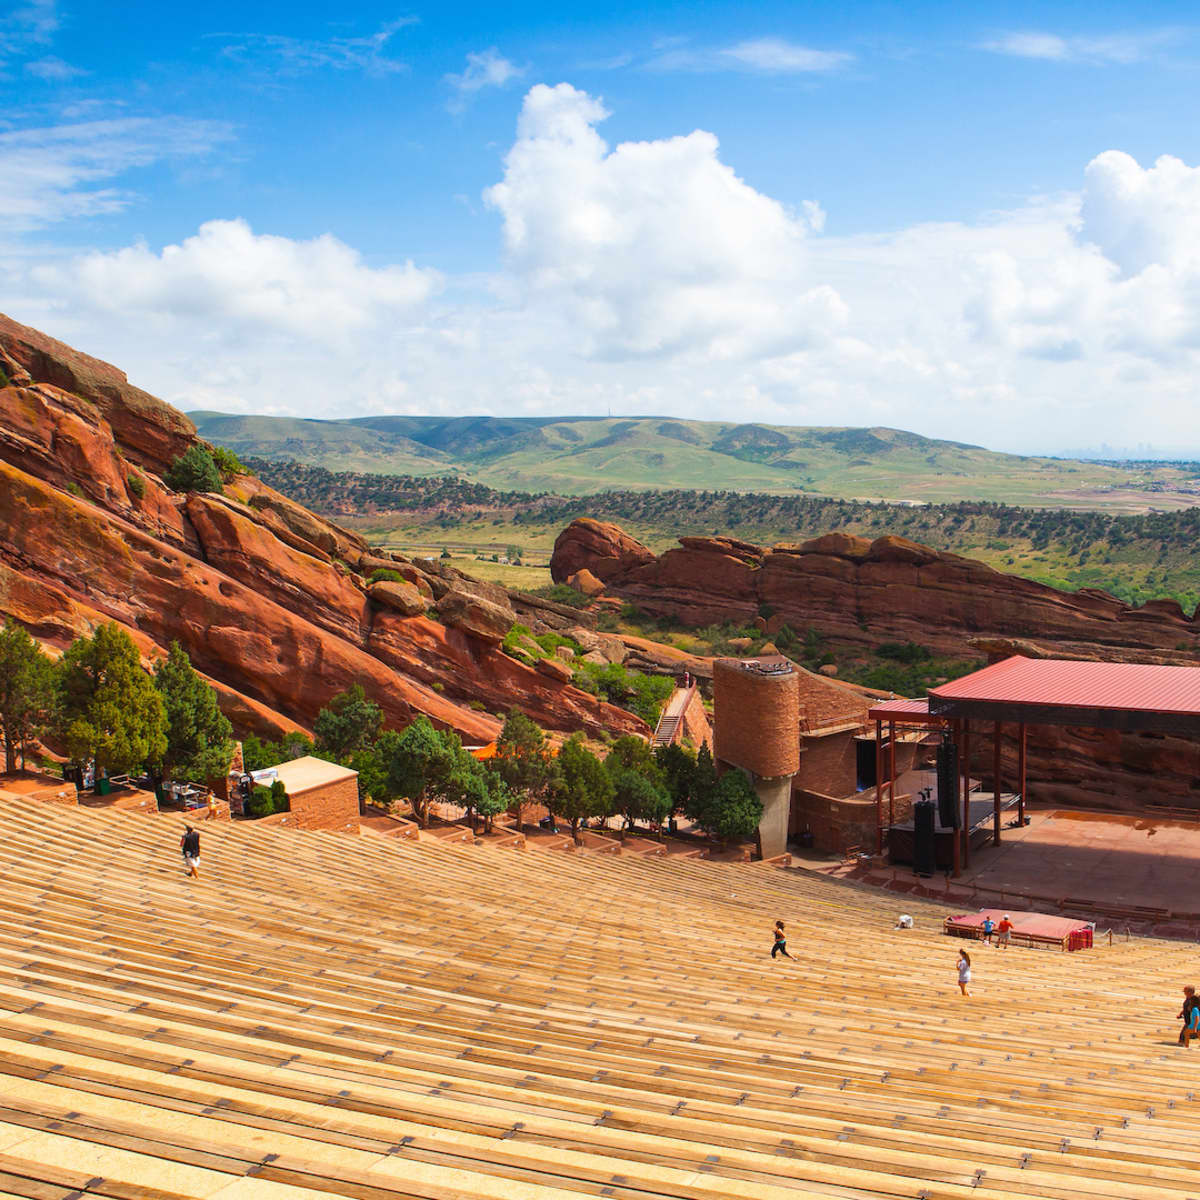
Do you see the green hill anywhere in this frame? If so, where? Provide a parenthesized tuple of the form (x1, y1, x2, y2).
(190, 412, 1200, 508)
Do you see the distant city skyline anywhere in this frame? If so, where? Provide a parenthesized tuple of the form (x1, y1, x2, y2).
(4, 1, 1200, 454)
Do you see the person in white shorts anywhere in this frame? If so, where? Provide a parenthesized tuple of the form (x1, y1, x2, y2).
(181, 824, 200, 879)
(956, 950, 972, 997)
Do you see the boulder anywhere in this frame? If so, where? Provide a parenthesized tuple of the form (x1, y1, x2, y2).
(786, 532, 873, 560)
(819, 663, 839, 676)
(595, 633, 628, 664)
(866, 535, 941, 566)
(568, 568, 605, 597)
(536, 657, 575, 683)
(581, 650, 608, 666)
(550, 518, 655, 583)
(368, 580, 428, 617)
(435, 587, 515, 644)
(554, 644, 575, 662)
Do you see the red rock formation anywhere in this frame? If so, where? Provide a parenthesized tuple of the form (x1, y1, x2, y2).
(551, 518, 655, 583)
(0, 315, 647, 746)
(551, 521, 1199, 660)
(552, 518, 1200, 811)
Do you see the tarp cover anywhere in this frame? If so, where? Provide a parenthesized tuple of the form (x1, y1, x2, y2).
(946, 908, 1091, 940)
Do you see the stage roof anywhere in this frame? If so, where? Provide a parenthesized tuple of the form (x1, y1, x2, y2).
(928, 656, 1200, 735)
(867, 697, 940, 723)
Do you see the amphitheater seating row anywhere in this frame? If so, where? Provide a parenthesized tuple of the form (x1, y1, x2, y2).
(0, 791, 1197, 1198)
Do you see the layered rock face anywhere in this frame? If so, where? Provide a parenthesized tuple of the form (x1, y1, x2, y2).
(0, 315, 646, 744)
(552, 520, 1200, 811)
(552, 521, 1198, 659)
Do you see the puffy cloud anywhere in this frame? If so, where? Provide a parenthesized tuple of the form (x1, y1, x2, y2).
(484, 83, 843, 360)
(445, 48, 524, 111)
(1080, 151, 1200, 276)
(31, 218, 440, 342)
(13, 86, 1200, 454)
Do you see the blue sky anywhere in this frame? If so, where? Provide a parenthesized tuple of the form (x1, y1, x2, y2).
(4, 1, 1200, 454)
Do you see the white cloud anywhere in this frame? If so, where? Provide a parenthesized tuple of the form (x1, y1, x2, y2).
(0, 0, 59, 54)
(483, 83, 843, 360)
(31, 218, 440, 342)
(210, 18, 416, 77)
(12, 86, 1200, 454)
(980, 30, 1172, 64)
(720, 38, 853, 72)
(24, 55, 83, 81)
(445, 48, 524, 111)
(0, 117, 231, 233)
(651, 37, 852, 73)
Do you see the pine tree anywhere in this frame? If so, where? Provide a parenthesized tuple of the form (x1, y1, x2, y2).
(313, 684, 382, 761)
(0, 621, 54, 774)
(381, 715, 453, 827)
(154, 642, 234, 783)
(56, 624, 167, 784)
(492, 709, 552, 833)
(555, 734, 614, 841)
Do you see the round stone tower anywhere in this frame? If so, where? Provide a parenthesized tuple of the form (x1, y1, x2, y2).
(712, 656, 800, 858)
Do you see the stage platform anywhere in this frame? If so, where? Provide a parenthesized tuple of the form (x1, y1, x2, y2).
(887, 793, 1020, 871)
(945, 907, 1093, 951)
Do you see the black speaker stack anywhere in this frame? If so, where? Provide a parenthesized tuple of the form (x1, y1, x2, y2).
(912, 799, 937, 876)
(936, 731, 960, 830)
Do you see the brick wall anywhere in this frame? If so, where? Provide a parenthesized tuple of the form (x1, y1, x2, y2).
(289, 778, 360, 833)
(679, 688, 713, 752)
(791, 787, 915, 854)
(713, 659, 800, 778)
(797, 730, 860, 798)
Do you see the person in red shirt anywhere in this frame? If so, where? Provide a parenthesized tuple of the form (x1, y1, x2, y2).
(996, 914, 1014, 949)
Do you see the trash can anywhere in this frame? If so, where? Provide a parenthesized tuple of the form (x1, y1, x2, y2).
(96, 777, 112, 796)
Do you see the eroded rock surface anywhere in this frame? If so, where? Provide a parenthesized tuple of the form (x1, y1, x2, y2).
(0, 315, 647, 745)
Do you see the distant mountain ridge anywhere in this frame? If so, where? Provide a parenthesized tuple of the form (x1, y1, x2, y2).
(189, 412, 1153, 505)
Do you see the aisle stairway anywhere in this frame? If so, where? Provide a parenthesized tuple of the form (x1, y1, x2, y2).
(0, 792, 1198, 1198)
(650, 687, 691, 748)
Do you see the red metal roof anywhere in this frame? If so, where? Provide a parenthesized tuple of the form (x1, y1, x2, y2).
(867, 698, 938, 723)
(929, 656, 1200, 717)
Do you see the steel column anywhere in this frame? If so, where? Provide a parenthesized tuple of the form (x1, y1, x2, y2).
(961, 719, 971, 869)
(874, 719, 883, 853)
(1017, 722, 1027, 826)
(888, 719, 897, 830)
(993, 720, 1002, 845)
(951, 719, 961, 879)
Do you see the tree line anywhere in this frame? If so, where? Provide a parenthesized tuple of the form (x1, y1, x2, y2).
(245, 691, 763, 845)
(0, 621, 234, 783)
(0, 620, 763, 847)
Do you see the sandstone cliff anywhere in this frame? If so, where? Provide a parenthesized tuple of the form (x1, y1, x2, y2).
(551, 519, 1198, 660)
(552, 519, 1200, 810)
(0, 315, 647, 744)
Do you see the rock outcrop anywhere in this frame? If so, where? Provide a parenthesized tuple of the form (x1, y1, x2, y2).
(551, 518, 655, 583)
(552, 518, 1200, 811)
(551, 520, 1200, 660)
(0, 314, 647, 745)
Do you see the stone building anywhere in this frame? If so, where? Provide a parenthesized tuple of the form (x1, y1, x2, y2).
(262, 755, 360, 833)
(713, 657, 925, 857)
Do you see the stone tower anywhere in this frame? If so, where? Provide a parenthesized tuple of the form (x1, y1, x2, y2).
(712, 656, 800, 858)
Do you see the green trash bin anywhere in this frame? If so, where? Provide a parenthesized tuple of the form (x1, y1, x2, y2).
(96, 777, 112, 796)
